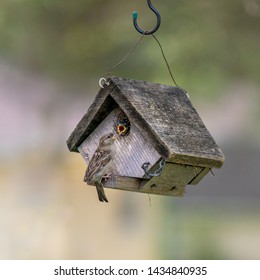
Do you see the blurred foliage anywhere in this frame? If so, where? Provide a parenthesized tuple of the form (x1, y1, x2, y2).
(0, 0, 259, 97)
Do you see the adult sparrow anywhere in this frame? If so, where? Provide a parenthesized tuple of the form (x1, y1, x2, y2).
(84, 133, 116, 202)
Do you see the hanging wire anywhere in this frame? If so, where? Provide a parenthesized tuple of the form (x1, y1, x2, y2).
(101, 33, 179, 88)
(100, 1, 179, 87)
(103, 33, 146, 79)
(151, 34, 179, 87)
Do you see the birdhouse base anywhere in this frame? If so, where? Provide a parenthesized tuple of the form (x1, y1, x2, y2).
(102, 176, 184, 197)
(101, 162, 210, 197)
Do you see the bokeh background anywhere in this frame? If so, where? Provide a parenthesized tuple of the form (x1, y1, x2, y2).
(1, 0, 260, 259)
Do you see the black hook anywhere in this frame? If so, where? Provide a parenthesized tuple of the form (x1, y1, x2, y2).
(132, 0, 161, 35)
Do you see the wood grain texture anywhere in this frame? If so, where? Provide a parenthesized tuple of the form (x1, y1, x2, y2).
(109, 77, 224, 168)
(101, 162, 203, 197)
(188, 167, 210, 185)
(102, 175, 185, 197)
(84, 161, 205, 197)
(67, 85, 117, 152)
(78, 107, 161, 178)
(103, 176, 147, 192)
(141, 162, 203, 196)
(67, 76, 224, 169)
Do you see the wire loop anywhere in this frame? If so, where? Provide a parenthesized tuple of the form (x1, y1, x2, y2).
(99, 78, 110, 88)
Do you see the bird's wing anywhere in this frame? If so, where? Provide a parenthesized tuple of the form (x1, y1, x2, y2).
(84, 148, 111, 182)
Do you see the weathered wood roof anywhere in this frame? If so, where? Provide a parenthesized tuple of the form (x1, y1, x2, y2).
(67, 76, 224, 168)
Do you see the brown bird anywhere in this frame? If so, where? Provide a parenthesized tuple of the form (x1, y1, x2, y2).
(84, 133, 116, 202)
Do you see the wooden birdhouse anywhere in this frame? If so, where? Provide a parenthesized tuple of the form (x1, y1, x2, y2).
(67, 76, 224, 197)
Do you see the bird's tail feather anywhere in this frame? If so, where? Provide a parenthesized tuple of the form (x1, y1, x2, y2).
(95, 183, 108, 203)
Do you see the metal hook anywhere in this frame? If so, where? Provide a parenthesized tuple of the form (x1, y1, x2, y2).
(132, 0, 161, 35)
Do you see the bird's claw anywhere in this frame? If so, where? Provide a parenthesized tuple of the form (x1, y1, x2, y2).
(102, 173, 113, 182)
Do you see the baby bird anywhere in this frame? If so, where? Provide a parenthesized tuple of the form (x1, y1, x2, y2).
(84, 133, 116, 202)
(114, 110, 130, 136)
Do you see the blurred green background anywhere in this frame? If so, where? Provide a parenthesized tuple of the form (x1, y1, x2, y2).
(0, 0, 260, 259)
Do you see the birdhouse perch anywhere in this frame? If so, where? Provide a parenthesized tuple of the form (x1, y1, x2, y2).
(67, 76, 224, 198)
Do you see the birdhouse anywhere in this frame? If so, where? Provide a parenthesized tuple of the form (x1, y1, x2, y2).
(67, 76, 224, 197)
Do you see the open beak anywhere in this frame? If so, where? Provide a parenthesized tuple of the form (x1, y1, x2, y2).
(117, 125, 127, 135)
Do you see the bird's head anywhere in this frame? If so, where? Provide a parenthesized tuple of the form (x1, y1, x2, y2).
(114, 110, 131, 136)
(99, 133, 117, 147)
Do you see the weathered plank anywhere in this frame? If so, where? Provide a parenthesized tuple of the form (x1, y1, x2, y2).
(188, 167, 210, 185)
(110, 77, 224, 168)
(67, 86, 117, 152)
(96, 162, 205, 197)
(141, 162, 203, 196)
(102, 175, 185, 197)
(103, 176, 147, 192)
(67, 76, 224, 170)
(78, 107, 161, 178)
